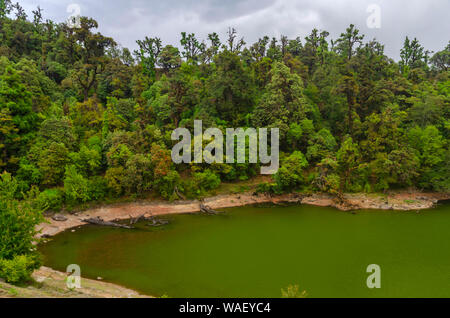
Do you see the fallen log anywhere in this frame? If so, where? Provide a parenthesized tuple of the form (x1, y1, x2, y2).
(83, 217, 135, 229)
(144, 213, 170, 227)
(147, 218, 170, 227)
(129, 213, 148, 225)
(200, 202, 221, 215)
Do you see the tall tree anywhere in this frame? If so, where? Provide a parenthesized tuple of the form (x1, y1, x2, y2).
(430, 42, 449, 72)
(180, 32, 201, 63)
(135, 36, 162, 79)
(225, 27, 245, 53)
(400, 36, 430, 72)
(335, 24, 364, 60)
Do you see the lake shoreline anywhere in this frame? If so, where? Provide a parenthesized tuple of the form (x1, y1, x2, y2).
(37, 191, 450, 238)
(31, 190, 449, 299)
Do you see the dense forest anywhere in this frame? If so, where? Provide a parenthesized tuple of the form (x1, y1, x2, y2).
(0, 1, 449, 284)
(0, 1, 449, 210)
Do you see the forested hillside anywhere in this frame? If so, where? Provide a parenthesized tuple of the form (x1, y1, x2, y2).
(0, 1, 449, 214)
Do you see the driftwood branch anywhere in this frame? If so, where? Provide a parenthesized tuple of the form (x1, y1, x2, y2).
(200, 201, 221, 215)
(83, 217, 135, 229)
(145, 213, 170, 227)
(129, 213, 148, 225)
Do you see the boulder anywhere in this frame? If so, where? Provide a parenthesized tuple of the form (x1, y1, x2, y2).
(51, 214, 68, 222)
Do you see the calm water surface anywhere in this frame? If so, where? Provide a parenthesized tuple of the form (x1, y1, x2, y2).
(39, 203, 450, 297)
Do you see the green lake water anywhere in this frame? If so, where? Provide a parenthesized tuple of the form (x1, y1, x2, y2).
(39, 203, 450, 298)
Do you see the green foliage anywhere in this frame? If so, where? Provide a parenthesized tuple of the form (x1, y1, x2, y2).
(69, 145, 101, 176)
(256, 182, 281, 195)
(306, 128, 337, 162)
(400, 37, 430, 72)
(335, 24, 364, 60)
(0, 254, 41, 284)
(281, 284, 308, 298)
(275, 151, 308, 190)
(88, 176, 108, 201)
(156, 170, 180, 200)
(36, 188, 64, 212)
(105, 166, 127, 195)
(408, 125, 448, 190)
(336, 137, 361, 192)
(253, 61, 313, 144)
(63, 165, 91, 204)
(0, 8, 447, 214)
(0, 172, 43, 261)
(124, 154, 152, 195)
(193, 169, 221, 192)
(38, 142, 69, 186)
(0, 63, 38, 170)
(205, 50, 255, 125)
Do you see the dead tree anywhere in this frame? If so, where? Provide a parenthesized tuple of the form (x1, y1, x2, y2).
(129, 213, 148, 225)
(199, 201, 221, 215)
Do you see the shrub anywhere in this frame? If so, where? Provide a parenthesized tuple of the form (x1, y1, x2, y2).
(180, 179, 201, 199)
(0, 173, 43, 260)
(281, 284, 308, 298)
(193, 170, 221, 192)
(37, 189, 64, 212)
(255, 182, 281, 195)
(275, 151, 308, 191)
(63, 165, 91, 204)
(156, 171, 181, 200)
(88, 176, 109, 201)
(0, 254, 41, 284)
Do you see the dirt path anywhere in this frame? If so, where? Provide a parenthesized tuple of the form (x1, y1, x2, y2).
(37, 191, 450, 238)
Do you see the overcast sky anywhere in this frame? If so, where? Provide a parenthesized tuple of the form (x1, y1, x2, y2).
(19, 0, 450, 60)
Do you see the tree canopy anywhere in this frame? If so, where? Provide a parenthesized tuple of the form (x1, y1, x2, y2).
(0, 4, 448, 207)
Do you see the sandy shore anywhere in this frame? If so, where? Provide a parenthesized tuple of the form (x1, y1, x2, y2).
(37, 191, 450, 238)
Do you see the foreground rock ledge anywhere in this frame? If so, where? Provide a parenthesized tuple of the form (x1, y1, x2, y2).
(0, 267, 148, 298)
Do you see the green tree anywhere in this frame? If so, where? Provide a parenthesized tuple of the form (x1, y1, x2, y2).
(253, 61, 313, 145)
(430, 42, 449, 72)
(63, 165, 91, 204)
(0, 172, 43, 283)
(400, 37, 430, 73)
(408, 125, 447, 189)
(275, 151, 308, 190)
(124, 154, 152, 195)
(205, 50, 255, 124)
(334, 24, 364, 60)
(336, 137, 360, 192)
(38, 142, 69, 186)
(135, 36, 162, 79)
(180, 32, 201, 63)
(0, 65, 38, 170)
(159, 45, 182, 73)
